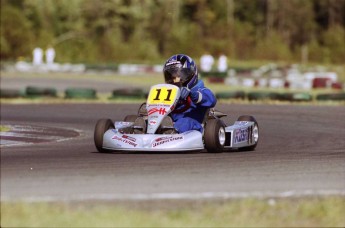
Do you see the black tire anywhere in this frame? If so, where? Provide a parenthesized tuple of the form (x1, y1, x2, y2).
(137, 102, 148, 116)
(124, 115, 138, 122)
(204, 119, 226, 153)
(247, 92, 271, 101)
(0, 89, 22, 98)
(237, 115, 259, 151)
(65, 88, 97, 99)
(25, 86, 57, 98)
(279, 92, 312, 102)
(316, 93, 345, 101)
(268, 92, 281, 101)
(133, 117, 147, 134)
(94, 119, 114, 153)
(290, 93, 312, 102)
(216, 91, 246, 100)
(109, 88, 145, 99)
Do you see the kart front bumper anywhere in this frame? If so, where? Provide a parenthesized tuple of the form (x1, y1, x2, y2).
(102, 129, 204, 152)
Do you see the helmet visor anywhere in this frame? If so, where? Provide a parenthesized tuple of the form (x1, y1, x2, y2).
(164, 67, 192, 87)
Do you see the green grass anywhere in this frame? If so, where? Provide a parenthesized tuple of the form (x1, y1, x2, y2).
(1, 71, 164, 88)
(0, 125, 11, 132)
(1, 196, 344, 227)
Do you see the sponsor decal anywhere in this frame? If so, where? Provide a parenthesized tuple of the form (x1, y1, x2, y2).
(234, 128, 248, 144)
(148, 107, 167, 115)
(152, 136, 183, 148)
(115, 121, 133, 129)
(119, 121, 133, 125)
(147, 104, 170, 108)
(149, 120, 157, 125)
(112, 135, 137, 147)
(121, 135, 136, 142)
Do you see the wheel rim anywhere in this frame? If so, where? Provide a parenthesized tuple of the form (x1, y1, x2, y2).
(253, 124, 259, 143)
(218, 127, 226, 146)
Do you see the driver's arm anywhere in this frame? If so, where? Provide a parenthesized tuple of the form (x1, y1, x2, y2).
(190, 87, 216, 108)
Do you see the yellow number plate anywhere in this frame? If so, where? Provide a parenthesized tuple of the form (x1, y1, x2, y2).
(147, 86, 178, 105)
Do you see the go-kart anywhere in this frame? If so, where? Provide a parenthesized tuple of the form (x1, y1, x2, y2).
(94, 84, 259, 152)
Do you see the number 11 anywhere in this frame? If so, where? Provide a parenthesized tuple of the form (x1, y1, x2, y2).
(153, 89, 172, 101)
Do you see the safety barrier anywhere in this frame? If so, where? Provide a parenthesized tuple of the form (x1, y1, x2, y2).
(316, 93, 345, 101)
(247, 92, 272, 101)
(1, 87, 345, 103)
(278, 92, 313, 102)
(215, 91, 246, 99)
(0, 89, 23, 98)
(25, 86, 57, 98)
(64, 88, 97, 99)
(217, 91, 313, 102)
(109, 88, 146, 100)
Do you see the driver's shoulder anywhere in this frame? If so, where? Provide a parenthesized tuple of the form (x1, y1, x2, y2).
(191, 80, 205, 91)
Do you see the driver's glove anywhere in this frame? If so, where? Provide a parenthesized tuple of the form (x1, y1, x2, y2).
(189, 90, 201, 103)
(180, 87, 190, 100)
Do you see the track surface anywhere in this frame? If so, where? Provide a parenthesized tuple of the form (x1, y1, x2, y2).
(1, 103, 345, 201)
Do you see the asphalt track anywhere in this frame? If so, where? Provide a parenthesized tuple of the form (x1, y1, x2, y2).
(1, 103, 345, 201)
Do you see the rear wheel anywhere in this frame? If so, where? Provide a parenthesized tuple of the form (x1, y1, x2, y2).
(137, 102, 148, 117)
(124, 115, 138, 122)
(237, 115, 259, 151)
(122, 115, 138, 134)
(133, 117, 146, 134)
(204, 119, 226, 153)
(158, 116, 175, 134)
(94, 119, 114, 152)
(123, 115, 147, 134)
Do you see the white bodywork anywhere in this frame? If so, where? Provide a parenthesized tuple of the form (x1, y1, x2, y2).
(103, 129, 204, 151)
(224, 121, 258, 149)
(99, 84, 258, 152)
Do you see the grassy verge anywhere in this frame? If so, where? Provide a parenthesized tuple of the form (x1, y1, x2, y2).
(1, 71, 164, 88)
(0, 125, 11, 132)
(1, 94, 344, 106)
(1, 196, 344, 227)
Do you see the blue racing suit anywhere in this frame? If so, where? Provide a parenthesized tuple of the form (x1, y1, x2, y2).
(171, 80, 217, 133)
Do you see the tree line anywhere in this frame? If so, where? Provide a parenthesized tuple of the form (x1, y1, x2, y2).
(1, 0, 344, 64)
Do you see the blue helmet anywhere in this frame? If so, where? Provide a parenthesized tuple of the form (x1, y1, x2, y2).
(163, 54, 198, 88)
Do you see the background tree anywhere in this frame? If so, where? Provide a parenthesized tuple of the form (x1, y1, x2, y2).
(0, 2, 34, 59)
(1, 0, 344, 64)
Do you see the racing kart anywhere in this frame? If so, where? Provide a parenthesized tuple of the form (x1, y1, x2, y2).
(94, 84, 259, 153)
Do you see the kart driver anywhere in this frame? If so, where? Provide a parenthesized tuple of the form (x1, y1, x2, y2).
(163, 54, 217, 133)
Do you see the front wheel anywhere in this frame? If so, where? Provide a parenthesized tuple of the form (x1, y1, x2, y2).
(94, 119, 114, 153)
(204, 119, 226, 153)
(237, 115, 259, 151)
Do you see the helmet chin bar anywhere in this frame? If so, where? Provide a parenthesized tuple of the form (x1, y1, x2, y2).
(173, 82, 182, 87)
